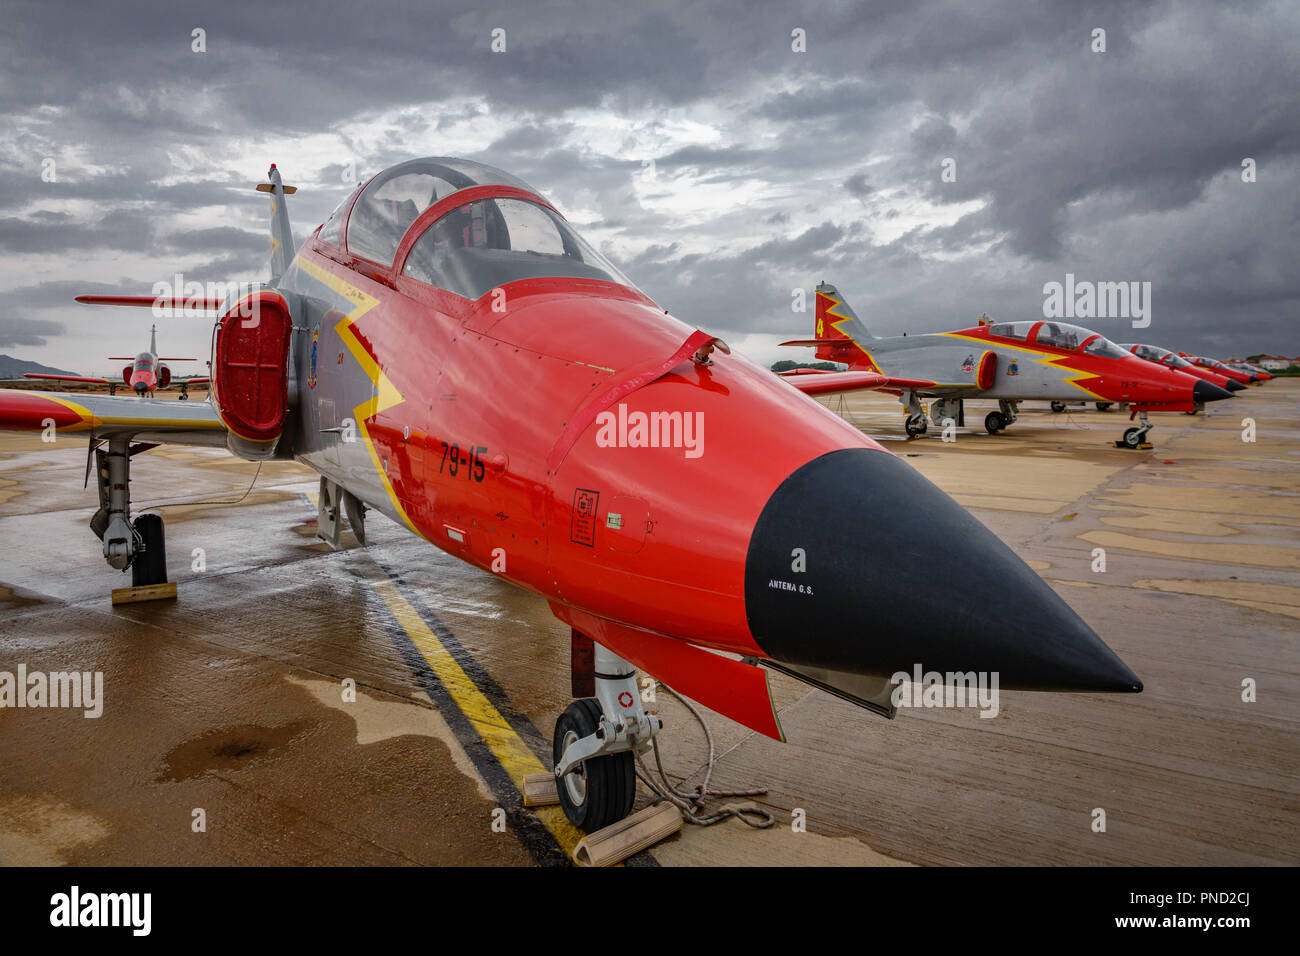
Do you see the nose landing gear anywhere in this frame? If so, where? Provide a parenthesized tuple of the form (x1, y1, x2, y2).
(553, 640, 661, 832)
(1118, 410, 1154, 449)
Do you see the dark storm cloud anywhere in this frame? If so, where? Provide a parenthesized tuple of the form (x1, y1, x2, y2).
(844, 173, 872, 200)
(1, 0, 1297, 366)
(0, 317, 64, 348)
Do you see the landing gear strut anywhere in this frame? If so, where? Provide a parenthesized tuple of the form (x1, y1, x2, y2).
(929, 397, 964, 429)
(985, 400, 1018, 434)
(554, 639, 661, 831)
(1119, 411, 1154, 449)
(901, 390, 927, 437)
(87, 435, 168, 584)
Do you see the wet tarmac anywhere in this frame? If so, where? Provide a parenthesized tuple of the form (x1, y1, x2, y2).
(1, 384, 1297, 866)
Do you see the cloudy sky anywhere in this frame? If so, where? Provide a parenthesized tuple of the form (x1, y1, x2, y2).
(2, 0, 1296, 375)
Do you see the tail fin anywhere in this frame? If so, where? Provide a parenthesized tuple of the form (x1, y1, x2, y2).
(815, 282, 875, 342)
(256, 163, 298, 282)
(150, 323, 157, 355)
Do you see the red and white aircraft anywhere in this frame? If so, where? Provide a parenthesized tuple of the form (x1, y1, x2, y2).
(24, 323, 210, 399)
(0, 159, 1142, 833)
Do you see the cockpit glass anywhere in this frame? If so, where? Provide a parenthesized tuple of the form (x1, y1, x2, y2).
(318, 186, 361, 246)
(402, 197, 633, 299)
(1127, 344, 1192, 368)
(1082, 336, 1129, 359)
(1035, 322, 1084, 350)
(345, 157, 539, 265)
(986, 321, 1037, 341)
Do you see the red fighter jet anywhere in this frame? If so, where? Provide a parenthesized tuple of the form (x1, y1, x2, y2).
(0, 159, 1142, 833)
(1178, 353, 1261, 386)
(782, 284, 1234, 447)
(1118, 343, 1246, 394)
(24, 323, 210, 399)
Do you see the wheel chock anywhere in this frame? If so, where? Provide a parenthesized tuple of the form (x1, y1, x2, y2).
(522, 772, 559, 807)
(111, 581, 178, 605)
(572, 802, 682, 867)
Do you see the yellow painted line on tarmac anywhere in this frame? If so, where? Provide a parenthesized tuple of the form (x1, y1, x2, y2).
(368, 578, 587, 859)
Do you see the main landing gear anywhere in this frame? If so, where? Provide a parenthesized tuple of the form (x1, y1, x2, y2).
(929, 397, 964, 431)
(554, 635, 661, 831)
(1118, 410, 1154, 449)
(985, 399, 1019, 434)
(901, 389, 928, 437)
(87, 435, 169, 585)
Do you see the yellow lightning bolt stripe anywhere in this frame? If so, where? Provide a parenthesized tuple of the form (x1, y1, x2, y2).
(297, 256, 418, 534)
(939, 332, 1109, 400)
(269, 198, 281, 256)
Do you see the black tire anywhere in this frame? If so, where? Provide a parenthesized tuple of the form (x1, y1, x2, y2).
(904, 415, 927, 437)
(1050, 401, 1066, 413)
(131, 513, 168, 586)
(1095, 402, 1112, 412)
(1122, 427, 1144, 449)
(553, 698, 635, 832)
(985, 411, 1004, 434)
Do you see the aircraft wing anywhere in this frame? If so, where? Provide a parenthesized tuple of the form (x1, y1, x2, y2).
(23, 373, 115, 386)
(0, 389, 228, 447)
(780, 369, 936, 396)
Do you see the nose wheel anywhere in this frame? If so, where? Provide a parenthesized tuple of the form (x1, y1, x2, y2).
(904, 413, 928, 437)
(1119, 411, 1154, 448)
(553, 698, 636, 832)
(553, 640, 661, 832)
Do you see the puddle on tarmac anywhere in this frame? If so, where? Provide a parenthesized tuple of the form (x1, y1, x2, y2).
(157, 721, 313, 781)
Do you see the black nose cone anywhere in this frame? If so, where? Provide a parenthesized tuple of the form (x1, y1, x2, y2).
(1225, 379, 1247, 392)
(1193, 379, 1234, 402)
(133, 382, 147, 393)
(745, 449, 1142, 693)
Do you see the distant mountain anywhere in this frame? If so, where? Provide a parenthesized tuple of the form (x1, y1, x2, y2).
(0, 354, 79, 379)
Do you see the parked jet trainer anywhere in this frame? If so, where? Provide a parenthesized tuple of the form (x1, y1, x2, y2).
(1119, 343, 1246, 394)
(0, 159, 1142, 833)
(23, 324, 210, 398)
(783, 283, 1234, 447)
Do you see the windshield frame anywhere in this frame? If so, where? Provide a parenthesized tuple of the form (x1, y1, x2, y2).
(392, 185, 634, 301)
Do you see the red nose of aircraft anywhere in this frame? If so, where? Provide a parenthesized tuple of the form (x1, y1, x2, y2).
(1124, 359, 1233, 405)
(542, 293, 1142, 697)
(130, 370, 155, 394)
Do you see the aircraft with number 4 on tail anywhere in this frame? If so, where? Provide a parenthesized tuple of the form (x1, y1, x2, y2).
(782, 282, 1234, 448)
(0, 158, 1142, 833)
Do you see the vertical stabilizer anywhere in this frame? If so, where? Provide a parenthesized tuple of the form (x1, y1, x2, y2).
(814, 282, 875, 341)
(256, 164, 298, 282)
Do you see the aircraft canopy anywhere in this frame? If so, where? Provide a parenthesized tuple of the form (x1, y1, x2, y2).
(344, 157, 537, 265)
